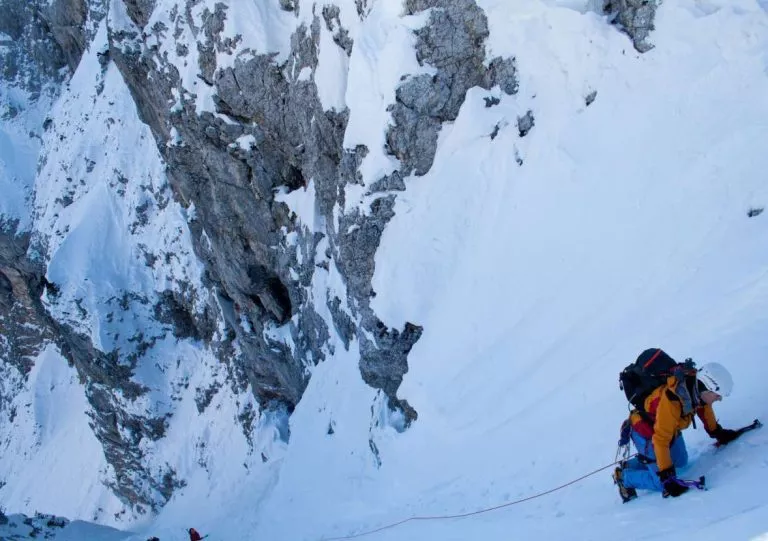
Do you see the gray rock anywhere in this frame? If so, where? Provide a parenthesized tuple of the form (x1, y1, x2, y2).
(327, 295, 355, 350)
(123, 0, 156, 28)
(322, 4, 353, 56)
(41, 0, 88, 72)
(517, 110, 534, 137)
(336, 196, 396, 305)
(0, 512, 68, 536)
(486, 56, 519, 95)
(0, 221, 51, 375)
(358, 320, 422, 426)
(368, 171, 406, 194)
(388, 0, 518, 175)
(197, 3, 234, 85)
(0, 0, 69, 93)
(603, 0, 658, 53)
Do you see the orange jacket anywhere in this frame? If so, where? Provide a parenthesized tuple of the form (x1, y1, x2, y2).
(630, 375, 718, 471)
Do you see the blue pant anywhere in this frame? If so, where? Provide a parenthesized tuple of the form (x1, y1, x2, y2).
(622, 430, 688, 492)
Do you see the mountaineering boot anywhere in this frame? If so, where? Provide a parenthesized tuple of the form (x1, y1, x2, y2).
(613, 466, 637, 503)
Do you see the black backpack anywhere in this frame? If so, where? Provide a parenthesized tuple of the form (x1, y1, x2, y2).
(619, 348, 680, 418)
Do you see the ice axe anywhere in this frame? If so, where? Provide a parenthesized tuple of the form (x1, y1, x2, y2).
(714, 419, 762, 448)
(663, 475, 707, 498)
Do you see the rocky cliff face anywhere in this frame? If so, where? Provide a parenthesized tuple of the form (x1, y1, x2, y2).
(106, 0, 521, 420)
(107, 0, 403, 418)
(0, 0, 87, 482)
(0, 0, 659, 518)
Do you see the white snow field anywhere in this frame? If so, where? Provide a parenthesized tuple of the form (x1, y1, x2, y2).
(3, 0, 768, 540)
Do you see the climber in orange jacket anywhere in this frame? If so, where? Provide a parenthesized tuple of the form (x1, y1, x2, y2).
(629, 373, 720, 472)
(615, 362, 739, 499)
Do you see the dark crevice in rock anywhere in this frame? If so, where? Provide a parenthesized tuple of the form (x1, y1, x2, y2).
(123, 0, 156, 29)
(154, 289, 216, 341)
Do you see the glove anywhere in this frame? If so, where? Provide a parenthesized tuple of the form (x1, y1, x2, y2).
(658, 467, 689, 498)
(713, 426, 739, 446)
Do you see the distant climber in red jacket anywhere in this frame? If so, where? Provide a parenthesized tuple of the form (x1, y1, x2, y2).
(188, 527, 207, 541)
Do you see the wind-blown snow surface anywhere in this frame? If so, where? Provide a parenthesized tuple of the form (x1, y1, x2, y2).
(4, 0, 768, 540)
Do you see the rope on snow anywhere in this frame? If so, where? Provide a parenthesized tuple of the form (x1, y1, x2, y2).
(322, 455, 637, 540)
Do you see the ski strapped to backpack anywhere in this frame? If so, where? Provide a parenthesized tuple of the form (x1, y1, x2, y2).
(619, 348, 696, 425)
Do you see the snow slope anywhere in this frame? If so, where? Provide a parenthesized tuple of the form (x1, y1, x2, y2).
(246, 2, 768, 540)
(0, 346, 121, 522)
(4, 0, 768, 540)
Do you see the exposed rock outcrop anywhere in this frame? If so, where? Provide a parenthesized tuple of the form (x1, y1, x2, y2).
(41, 0, 89, 71)
(0, 221, 52, 376)
(388, 0, 518, 176)
(604, 0, 659, 53)
(0, 0, 68, 94)
(0, 0, 100, 91)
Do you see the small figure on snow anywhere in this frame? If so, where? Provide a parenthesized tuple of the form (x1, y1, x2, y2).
(612, 349, 755, 502)
(188, 527, 207, 541)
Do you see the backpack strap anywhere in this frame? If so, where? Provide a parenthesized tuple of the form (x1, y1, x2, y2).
(637, 408, 655, 427)
(637, 384, 666, 427)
